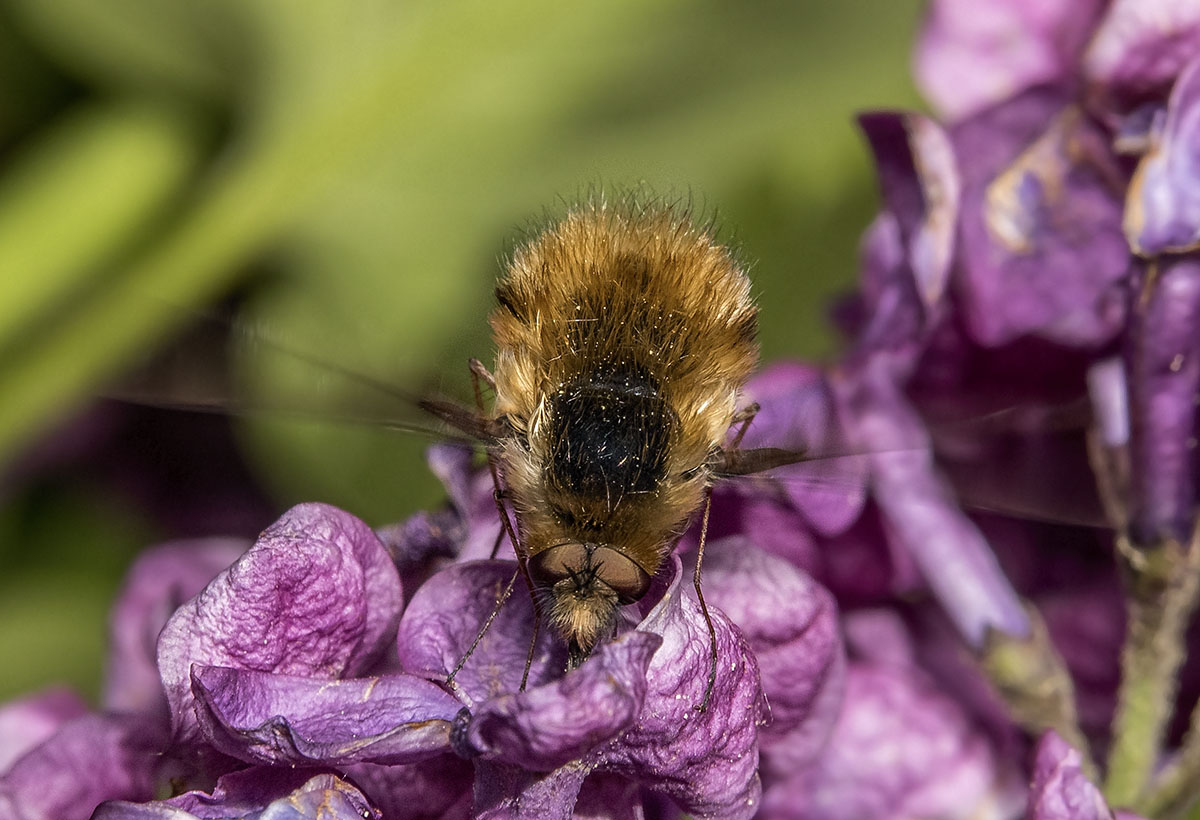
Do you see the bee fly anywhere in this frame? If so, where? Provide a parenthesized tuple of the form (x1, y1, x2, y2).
(422, 198, 804, 710)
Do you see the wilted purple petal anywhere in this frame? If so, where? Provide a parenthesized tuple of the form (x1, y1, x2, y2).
(1026, 732, 1120, 820)
(1124, 256, 1200, 543)
(190, 665, 459, 765)
(601, 557, 765, 820)
(699, 538, 843, 748)
(462, 632, 659, 770)
(741, 363, 868, 536)
(0, 713, 162, 820)
(835, 359, 1029, 644)
(858, 112, 960, 310)
(1083, 0, 1200, 113)
(105, 538, 248, 720)
(396, 560, 564, 706)
(93, 769, 381, 820)
(0, 688, 89, 774)
(762, 664, 1008, 820)
(156, 503, 403, 748)
(345, 756, 474, 820)
(954, 92, 1129, 347)
(915, 0, 1106, 121)
(473, 761, 590, 820)
(1125, 57, 1200, 255)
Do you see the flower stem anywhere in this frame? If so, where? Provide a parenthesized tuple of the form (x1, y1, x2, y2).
(981, 605, 1095, 781)
(1140, 640, 1200, 818)
(1104, 531, 1200, 809)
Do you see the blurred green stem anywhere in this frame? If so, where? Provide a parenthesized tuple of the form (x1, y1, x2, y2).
(1104, 531, 1200, 810)
(982, 605, 1095, 781)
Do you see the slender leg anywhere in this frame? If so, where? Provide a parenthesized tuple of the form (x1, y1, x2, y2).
(694, 488, 718, 713)
(469, 357, 497, 391)
(468, 358, 541, 692)
(487, 518, 505, 560)
(729, 402, 760, 449)
(447, 566, 520, 686)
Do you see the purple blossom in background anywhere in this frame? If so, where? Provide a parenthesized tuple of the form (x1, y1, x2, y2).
(5, 1, 1200, 818)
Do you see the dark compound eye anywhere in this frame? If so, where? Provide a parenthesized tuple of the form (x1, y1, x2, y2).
(528, 543, 652, 604)
(528, 543, 590, 587)
(589, 546, 652, 603)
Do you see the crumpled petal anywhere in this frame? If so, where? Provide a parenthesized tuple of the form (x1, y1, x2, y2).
(472, 762, 590, 820)
(0, 688, 89, 774)
(406, 553, 765, 820)
(190, 665, 460, 765)
(741, 363, 867, 537)
(396, 560, 565, 706)
(1125, 56, 1200, 255)
(698, 538, 844, 759)
(953, 90, 1129, 347)
(915, 0, 1106, 121)
(92, 769, 381, 820)
(600, 557, 765, 820)
(762, 663, 1005, 820)
(156, 503, 403, 748)
(0, 713, 163, 820)
(834, 358, 1029, 645)
(462, 632, 659, 771)
(1026, 732, 1127, 820)
(105, 538, 248, 720)
(1083, 0, 1200, 114)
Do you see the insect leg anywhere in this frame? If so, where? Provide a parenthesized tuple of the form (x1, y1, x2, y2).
(728, 401, 761, 449)
(694, 487, 718, 713)
(469, 357, 541, 692)
(447, 566, 520, 686)
(469, 357, 497, 392)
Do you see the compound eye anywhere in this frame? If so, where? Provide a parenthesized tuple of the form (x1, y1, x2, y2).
(528, 543, 590, 588)
(591, 546, 651, 604)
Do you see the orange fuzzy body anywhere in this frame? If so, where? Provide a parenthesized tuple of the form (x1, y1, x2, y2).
(487, 200, 758, 657)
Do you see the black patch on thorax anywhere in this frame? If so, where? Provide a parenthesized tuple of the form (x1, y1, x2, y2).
(546, 367, 675, 502)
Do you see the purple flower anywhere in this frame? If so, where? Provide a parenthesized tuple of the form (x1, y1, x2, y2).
(760, 661, 1019, 820)
(93, 769, 382, 820)
(0, 482, 860, 819)
(915, 0, 1107, 122)
(398, 556, 771, 819)
(156, 503, 404, 753)
(0, 712, 164, 820)
(1027, 732, 1148, 820)
(1123, 57, 1200, 255)
(105, 538, 249, 722)
(0, 688, 90, 774)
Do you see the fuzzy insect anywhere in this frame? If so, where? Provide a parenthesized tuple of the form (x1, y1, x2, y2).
(423, 198, 800, 709)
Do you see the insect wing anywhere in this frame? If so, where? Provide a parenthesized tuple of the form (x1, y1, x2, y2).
(105, 303, 490, 522)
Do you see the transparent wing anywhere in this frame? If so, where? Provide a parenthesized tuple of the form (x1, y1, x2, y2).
(103, 300, 1109, 532)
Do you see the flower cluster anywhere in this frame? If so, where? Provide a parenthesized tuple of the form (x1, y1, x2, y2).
(4, 1, 1200, 818)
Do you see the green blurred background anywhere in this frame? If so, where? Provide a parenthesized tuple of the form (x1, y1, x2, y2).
(0, 0, 921, 703)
